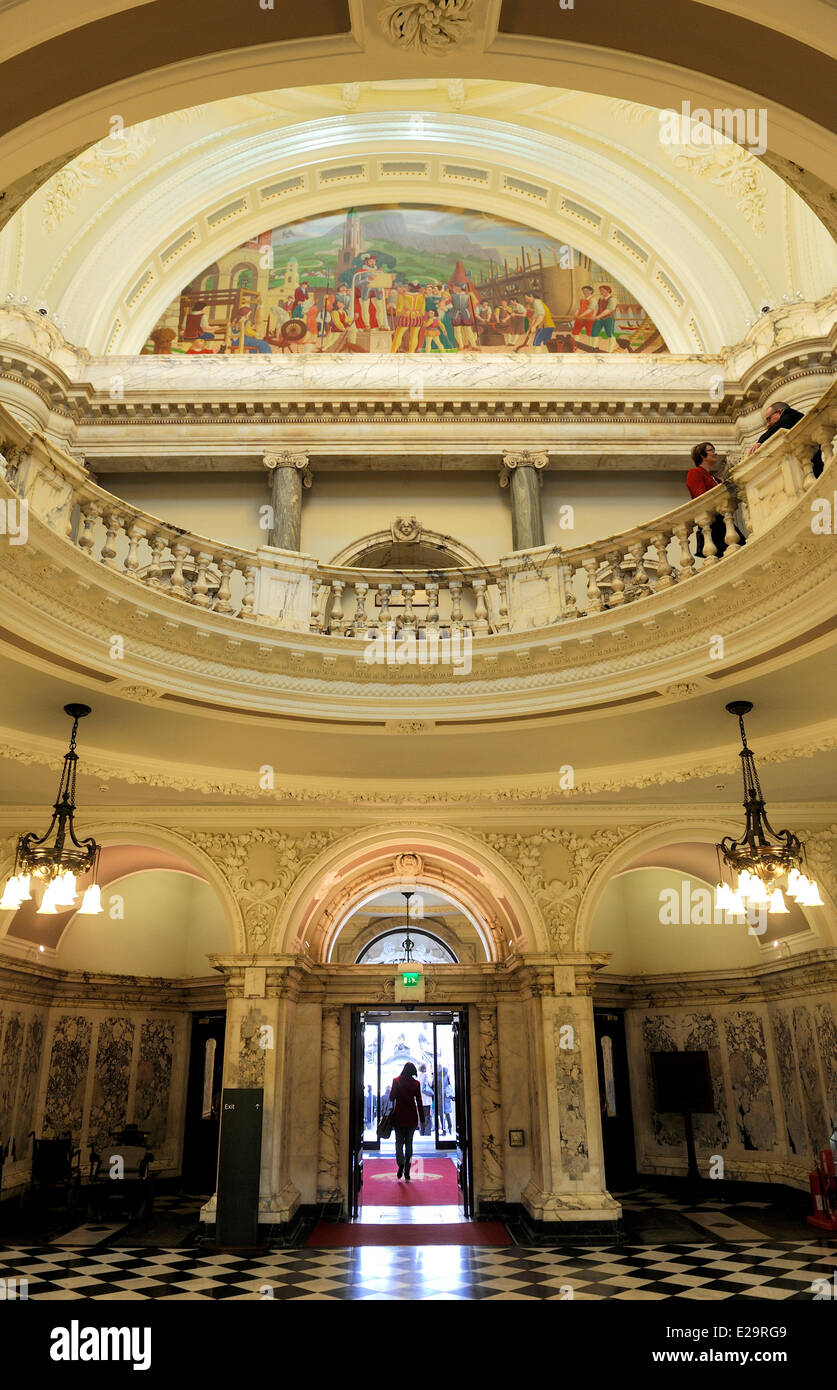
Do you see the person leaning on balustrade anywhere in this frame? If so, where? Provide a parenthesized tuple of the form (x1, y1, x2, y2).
(686, 442, 746, 559)
(747, 400, 824, 477)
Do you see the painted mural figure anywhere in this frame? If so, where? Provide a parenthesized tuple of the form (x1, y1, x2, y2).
(149, 205, 668, 357)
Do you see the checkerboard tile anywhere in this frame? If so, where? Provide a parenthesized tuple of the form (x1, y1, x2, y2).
(0, 1240, 834, 1300)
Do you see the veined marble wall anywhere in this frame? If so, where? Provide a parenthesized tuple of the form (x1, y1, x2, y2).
(0, 991, 190, 1191)
(628, 987, 837, 1188)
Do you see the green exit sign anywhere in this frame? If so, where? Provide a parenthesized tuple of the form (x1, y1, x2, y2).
(401, 971, 420, 987)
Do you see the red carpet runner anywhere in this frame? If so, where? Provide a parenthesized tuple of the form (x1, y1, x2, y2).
(360, 1156, 460, 1207)
(307, 1221, 512, 1247)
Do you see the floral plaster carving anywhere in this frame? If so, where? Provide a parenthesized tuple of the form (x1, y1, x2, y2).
(41, 126, 156, 232)
(663, 144, 766, 237)
(181, 828, 349, 951)
(379, 0, 474, 52)
(480, 828, 635, 949)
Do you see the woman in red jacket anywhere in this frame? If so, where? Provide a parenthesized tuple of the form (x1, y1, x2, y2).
(388, 1062, 425, 1180)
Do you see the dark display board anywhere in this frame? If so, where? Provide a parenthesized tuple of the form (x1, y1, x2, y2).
(651, 1051, 715, 1114)
(216, 1088, 263, 1247)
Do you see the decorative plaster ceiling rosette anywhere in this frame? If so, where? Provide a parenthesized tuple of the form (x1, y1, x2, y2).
(379, 0, 474, 52)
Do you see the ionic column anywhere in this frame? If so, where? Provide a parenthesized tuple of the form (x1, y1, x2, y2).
(478, 1002, 505, 1205)
(264, 450, 312, 551)
(317, 1004, 343, 1203)
(499, 450, 549, 551)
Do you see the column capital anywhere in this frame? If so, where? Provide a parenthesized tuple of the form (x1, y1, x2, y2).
(264, 450, 313, 487)
(499, 450, 549, 488)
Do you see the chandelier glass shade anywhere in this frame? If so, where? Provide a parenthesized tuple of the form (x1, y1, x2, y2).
(715, 701, 823, 918)
(0, 704, 103, 917)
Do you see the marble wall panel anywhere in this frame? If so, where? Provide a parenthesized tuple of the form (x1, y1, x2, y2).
(641, 1014, 684, 1147)
(288, 1002, 323, 1205)
(88, 1018, 135, 1153)
(239, 1010, 268, 1089)
(14, 1015, 46, 1154)
(723, 1011, 776, 1151)
(770, 1007, 806, 1157)
(793, 1005, 828, 1154)
(553, 1010, 589, 1179)
(134, 1020, 175, 1149)
(42, 1016, 93, 1141)
(815, 1002, 837, 1129)
(683, 1012, 730, 1151)
(0, 1011, 23, 1147)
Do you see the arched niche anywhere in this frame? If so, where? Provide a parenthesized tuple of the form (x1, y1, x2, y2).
(330, 527, 485, 571)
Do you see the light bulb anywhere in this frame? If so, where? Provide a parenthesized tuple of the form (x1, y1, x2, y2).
(786, 867, 802, 899)
(38, 880, 61, 914)
(77, 884, 103, 915)
(17, 873, 31, 901)
(737, 870, 759, 901)
(714, 882, 733, 912)
(746, 876, 770, 906)
(768, 888, 789, 914)
(52, 871, 77, 908)
(0, 877, 24, 910)
(796, 877, 824, 907)
(726, 890, 746, 916)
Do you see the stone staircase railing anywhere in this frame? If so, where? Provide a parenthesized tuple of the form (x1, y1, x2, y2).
(0, 381, 834, 638)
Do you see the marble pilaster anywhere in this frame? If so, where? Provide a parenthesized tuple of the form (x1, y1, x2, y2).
(477, 1002, 505, 1203)
(317, 1003, 343, 1202)
(264, 450, 312, 551)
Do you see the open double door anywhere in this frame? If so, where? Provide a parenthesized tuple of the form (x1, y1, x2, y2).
(348, 1009, 473, 1219)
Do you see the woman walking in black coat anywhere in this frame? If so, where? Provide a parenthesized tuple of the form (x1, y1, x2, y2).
(388, 1062, 425, 1180)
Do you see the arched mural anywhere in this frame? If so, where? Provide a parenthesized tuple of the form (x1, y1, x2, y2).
(146, 204, 668, 357)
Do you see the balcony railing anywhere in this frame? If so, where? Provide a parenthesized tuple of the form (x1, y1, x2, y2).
(1, 383, 834, 639)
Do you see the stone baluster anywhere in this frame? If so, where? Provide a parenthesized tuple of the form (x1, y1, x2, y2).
(329, 579, 346, 634)
(625, 541, 651, 600)
(124, 522, 146, 575)
(242, 565, 257, 619)
(651, 531, 676, 588)
(470, 576, 490, 633)
(449, 578, 464, 632)
(605, 550, 626, 605)
(672, 522, 697, 577)
(400, 580, 416, 630)
(720, 498, 742, 551)
(793, 447, 817, 490)
(377, 582, 393, 633)
(215, 558, 235, 614)
(495, 575, 510, 631)
(77, 501, 102, 556)
(695, 510, 718, 563)
(169, 541, 191, 596)
(581, 555, 603, 614)
(310, 583, 327, 632)
(352, 579, 369, 636)
(812, 425, 834, 469)
(425, 581, 440, 631)
(146, 531, 168, 588)
(190, 550, 214, 608)
(560, 562, 579, 616)
(100, 510, 124, 569)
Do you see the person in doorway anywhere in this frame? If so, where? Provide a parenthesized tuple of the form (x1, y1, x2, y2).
(439, 1066, 454, 1135)
(389, 1061, 424, 1180)
(686, 442, 745, 558)
(419, 1063, 434, 1135)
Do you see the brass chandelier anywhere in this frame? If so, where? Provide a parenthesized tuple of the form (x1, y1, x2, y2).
(715, 701, 823, 916)
(0, 704, 103, 916)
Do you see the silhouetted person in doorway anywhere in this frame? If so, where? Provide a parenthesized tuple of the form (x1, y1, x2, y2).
(389, 1062, 424, 1180)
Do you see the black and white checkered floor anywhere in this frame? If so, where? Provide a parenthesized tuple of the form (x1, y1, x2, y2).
(0, 1240, 834, 1300)
(2, 1185, 834, 1299)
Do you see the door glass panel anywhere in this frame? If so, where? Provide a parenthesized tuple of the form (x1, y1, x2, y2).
(363, 1021, 380, 1144)
(434, 1021, 457, 1149)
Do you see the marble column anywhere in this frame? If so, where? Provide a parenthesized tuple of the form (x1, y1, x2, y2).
(264, 450, 312, 551)
(477, 1002, 505, 1204)
(317, 1004, 343, 1203)
(500, 450, 548, 551)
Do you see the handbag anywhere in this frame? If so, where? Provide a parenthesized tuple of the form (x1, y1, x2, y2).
(377, 1079, 398, 1139)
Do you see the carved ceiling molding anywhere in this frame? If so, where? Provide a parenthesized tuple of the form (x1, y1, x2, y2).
(0, 728, 835, 806)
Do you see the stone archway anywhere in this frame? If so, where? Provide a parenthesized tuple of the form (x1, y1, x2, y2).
(272, 824, 550, 961)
